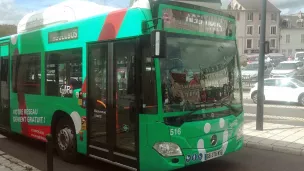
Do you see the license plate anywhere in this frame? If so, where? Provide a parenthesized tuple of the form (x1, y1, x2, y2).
(205, 149, 223, 160)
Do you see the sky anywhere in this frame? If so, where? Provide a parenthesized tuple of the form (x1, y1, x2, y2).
(0, 0, 303, 25)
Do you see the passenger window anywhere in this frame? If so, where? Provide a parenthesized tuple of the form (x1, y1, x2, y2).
(279, 80, 296, 88)
(12, 53, 41, 94)
(264, 80, 276, 86)
(115, 40, 136, 151)
(45, 48, 82, 97)
(0, 58, 8, 82)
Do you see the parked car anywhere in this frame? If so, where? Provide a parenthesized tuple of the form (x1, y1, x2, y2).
(270, 61, 304, 78)
(265, 53, 287, 67)
(295, 51, 304, 61)
(242, 61, 273, 81)
(250, 78, 304, 105)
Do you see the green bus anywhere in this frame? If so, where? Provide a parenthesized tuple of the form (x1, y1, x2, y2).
(0, 0, 244, 170)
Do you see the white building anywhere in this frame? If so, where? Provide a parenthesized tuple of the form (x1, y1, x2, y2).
(280, 12, 304, 58)
(224, 0, 281, 60)
(130, 0, 222, 9)
(179, 0, 222, 9)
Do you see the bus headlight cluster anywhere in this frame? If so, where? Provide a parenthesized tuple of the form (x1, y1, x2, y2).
(236, 124, 243, 140)
(153, 142, 182, 157)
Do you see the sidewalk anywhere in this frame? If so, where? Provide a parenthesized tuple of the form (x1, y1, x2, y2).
(243, 121, 304, 156)
(0, 135, 40, 171)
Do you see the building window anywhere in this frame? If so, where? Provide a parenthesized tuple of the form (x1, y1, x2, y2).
(282, 49, 286, 56)
(286, 34, 290, 43)
(258, 25, 261, 34)
(247, 12, 253, 21)
(246, 39, 253, 49)
(288, 49, 292, 56)
(301, 34, 304, 43)
(45, 48, 82, 97)
(259, 13, 261, 20)
(12, 53, 41, 94)
(237, 12, 240, 20)
(270, 26, 277, 35)
(257, 39, 260, 48)
(271, 13, 277, 21)
(270, 39, 276, 48)
(247, 25, 253, 35)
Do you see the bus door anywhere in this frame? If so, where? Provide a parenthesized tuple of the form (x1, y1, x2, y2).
(0, 43, 10, 129)
(87, 39, 139, 170)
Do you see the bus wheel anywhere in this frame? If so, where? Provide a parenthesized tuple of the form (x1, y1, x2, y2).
(55, 117, 78, 163)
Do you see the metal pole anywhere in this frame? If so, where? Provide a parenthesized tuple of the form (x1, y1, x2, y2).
(256, 0, 267, 131)
(46, 134, 53, 171)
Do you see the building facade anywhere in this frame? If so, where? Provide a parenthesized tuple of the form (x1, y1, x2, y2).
(130, 0, 222, 9)
(224, 0, 281, 59)
(179, 0, 222, 9)
(280, 12, 304, 58)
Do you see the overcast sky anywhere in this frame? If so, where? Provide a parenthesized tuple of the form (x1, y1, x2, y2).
(0, 0, 303, 25)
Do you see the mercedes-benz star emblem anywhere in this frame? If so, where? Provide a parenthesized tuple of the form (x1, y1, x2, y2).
(211, 134, 217, 146)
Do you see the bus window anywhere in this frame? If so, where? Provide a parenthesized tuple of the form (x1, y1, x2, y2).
(114, 40, 136, 151)
(45, 48, 82, 97)
(12, 53, 41, 94)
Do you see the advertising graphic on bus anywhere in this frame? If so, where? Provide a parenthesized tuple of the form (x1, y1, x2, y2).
(0, 0, 243, 170)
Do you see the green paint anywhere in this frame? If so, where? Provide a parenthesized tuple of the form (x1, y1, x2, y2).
(0, 2, 243, 171)
(0, 44, 8, 57)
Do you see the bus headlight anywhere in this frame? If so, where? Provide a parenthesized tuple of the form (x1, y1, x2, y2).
(153, 142, 182, 157)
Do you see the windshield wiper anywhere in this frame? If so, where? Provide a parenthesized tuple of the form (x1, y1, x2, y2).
(220, 101, 242, 114)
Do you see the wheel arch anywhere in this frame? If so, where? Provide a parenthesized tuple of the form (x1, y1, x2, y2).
(298, 92, 304, 103)
(251, 90, 258, 99)
(51, 110, 73, 138)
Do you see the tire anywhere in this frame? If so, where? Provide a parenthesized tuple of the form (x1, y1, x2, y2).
(55, 117, 78, 163)
(298, 94, 304, 106)
(251, 92, 258, 104)
(251, 92, 265, 104)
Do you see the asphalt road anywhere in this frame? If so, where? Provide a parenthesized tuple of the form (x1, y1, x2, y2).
(0, 133, 303, 171)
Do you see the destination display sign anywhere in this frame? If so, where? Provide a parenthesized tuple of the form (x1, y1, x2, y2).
(48, 27, 78, 43)
(161, 6, 234, 37)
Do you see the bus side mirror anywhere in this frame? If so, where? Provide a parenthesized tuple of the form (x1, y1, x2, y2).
(151, 30, 167, 58)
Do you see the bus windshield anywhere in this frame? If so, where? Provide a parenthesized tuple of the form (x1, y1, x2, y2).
(160, 34, 242, 113)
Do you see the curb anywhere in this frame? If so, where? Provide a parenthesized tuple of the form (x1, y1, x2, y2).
(244, 141, 304, 156)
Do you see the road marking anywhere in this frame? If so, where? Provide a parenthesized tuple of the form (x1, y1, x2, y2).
(244, 103, 304, 109)
(245, 113, 304, 122)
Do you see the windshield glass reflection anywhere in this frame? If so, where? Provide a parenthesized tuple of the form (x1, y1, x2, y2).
(160, 35, 242, 113)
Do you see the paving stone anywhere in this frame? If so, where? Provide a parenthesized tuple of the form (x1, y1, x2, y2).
(11, 165, 25, 171)
(247, 137, 264, 143)
(273, 146, 301, 156)
(259, 139, 277, 145)
(269, 135, 288, 141)
(286, 143, 304, 149)
(246, 141, 273, 151)
(281, 135, 302, 143)
(272, 141, 289, 147)
(0, 154, 40, 171)
(257, 133, 275, 138)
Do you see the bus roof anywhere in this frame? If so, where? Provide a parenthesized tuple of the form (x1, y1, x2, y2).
(17, 0, 120, 34)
